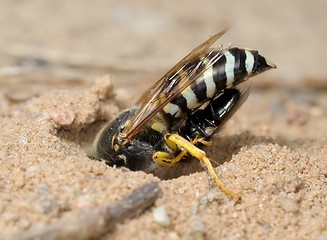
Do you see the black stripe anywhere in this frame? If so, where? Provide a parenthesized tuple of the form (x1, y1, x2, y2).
(230, 48, 247, 84)
(238, 49, 247, 79)
(249, 50, 259, 72)
(229, 48, 240, 74)
(212, 53, 227, 90)
(173, 95, 189, 114)
(191, 80, 207, 104)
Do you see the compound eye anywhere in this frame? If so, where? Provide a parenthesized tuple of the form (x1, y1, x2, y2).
(115, 154, 127, 167)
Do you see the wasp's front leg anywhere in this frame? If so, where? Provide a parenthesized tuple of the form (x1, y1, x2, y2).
(160, 133, 240, 200)
(153, 134, 188, 167)
(153, 133, 214, 166)
(152, 151, 186, 167)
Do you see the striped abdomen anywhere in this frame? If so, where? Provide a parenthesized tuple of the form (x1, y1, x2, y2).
(162, 47, 275, 119)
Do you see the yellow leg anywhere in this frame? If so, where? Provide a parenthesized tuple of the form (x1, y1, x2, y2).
(165, 133, 240, 200)
(153, 150, 187, 166)
(191, 135, 212, 147)
(153, 135, 210, 167)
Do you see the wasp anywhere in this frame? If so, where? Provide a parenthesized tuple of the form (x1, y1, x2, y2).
(92, 29, 276, 199)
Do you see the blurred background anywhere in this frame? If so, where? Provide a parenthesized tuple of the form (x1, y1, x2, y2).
(1, 2, 326, 238)
(0, 0, 326, 114)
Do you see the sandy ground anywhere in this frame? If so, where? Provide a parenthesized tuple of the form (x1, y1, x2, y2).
(0, 1, 326, 240)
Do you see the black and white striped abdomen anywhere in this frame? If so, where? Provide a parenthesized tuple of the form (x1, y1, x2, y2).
(162, 47, 275, 118)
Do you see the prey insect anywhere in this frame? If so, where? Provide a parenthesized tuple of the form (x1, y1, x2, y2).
(92, 29, 276, 199)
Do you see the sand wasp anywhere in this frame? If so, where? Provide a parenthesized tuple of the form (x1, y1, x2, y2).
(92, 29, 276, 199)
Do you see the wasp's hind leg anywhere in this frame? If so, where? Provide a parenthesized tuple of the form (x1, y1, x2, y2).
(161, 133, 240, 200)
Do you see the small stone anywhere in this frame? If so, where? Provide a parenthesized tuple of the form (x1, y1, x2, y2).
(26, 166, 40, 178)
(30, 111, 45, 122)
(183, 231, 206, 240)
(278, 197, 299, 213)
(33, 195, 59, 215)
(17, 135, 28, 144)
(14, 174, 25, 188)
(287, 110, 300, 124)
(259, 223, 271, 229)
(17, 217, 32, 229)
(153, 206, 170, 227)
(76, 195, 95, 209)
(41, 128, 50, 137)
(206, 189, 219, 202)
(50, 109, 75, 126)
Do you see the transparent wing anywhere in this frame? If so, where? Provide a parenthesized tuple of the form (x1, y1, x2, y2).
(119, 28, 229, 142)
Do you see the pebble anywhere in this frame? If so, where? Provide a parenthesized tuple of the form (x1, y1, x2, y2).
(153, 206, 170, 227)
(30, 110, 45, 122)
(33, 195, 59, 215)
(41, 128, 50, 137)
(17, 135, 28, 144)
(26, 166, 40, 178)
(50, 109, 75, 126)
(278, 197, 299, 213)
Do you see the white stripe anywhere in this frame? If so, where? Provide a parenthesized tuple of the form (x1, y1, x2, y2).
(245, 50, 255, 74)
(163, 103, 180, 116)
(224, 51, 235, 88)
(181, 86, 198, 109)
(203, 66, 216, 98)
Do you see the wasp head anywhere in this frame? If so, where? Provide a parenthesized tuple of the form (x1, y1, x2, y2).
(92, 109, 158, 172)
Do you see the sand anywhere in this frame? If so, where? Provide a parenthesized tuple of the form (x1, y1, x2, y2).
(1, 77, 326, 240)
(0, 1, 326, 240)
